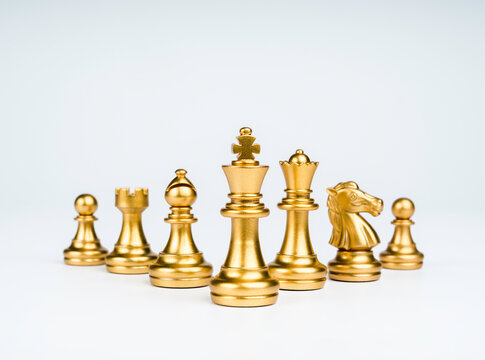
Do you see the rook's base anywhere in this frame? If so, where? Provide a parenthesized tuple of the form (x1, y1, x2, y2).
(268, 254, 327, 290)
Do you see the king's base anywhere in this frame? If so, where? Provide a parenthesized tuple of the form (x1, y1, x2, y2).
(328, 250, 381, 282)
(380, 250, 424, 270)
(210, 267, 279, 307)
(268, 254, 327, 290)
(149, 253, 213, 288)
(63, 248, 107, 266)
(105, 251, 157, 274)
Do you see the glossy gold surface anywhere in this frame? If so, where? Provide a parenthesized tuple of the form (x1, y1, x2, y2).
(106, 188, 157, 274)
(326, 182, 383, 282)
(210, 127, 279, 307)
(268, 150, 327, 290)
(380, 198, 424, 270)
(149, 169, 212, 288)
(64, 194, 107, 265)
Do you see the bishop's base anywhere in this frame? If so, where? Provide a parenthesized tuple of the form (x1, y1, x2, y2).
(63, 248, 107, 266)
(149, 253, 213, 288)
(105, 250, 157, 274)
(210, 266, 279, 307)
(268, 254, 327, 290)
(380, 250, 424, 270)
(328, 250, 381, 282)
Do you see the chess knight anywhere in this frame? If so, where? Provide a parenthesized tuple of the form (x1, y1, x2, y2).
(326, 182, 383, 282)
(210, 127, 279, 307)
(268, 150, 327, 290)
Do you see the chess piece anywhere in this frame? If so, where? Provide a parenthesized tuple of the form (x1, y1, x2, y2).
(268, 150, 327, 290)
(106, 188, 157, 274)
(149, 169, 213, 287)
(64, 194, 107, 265)
(210, 127, 279, 307)
(380, 198, 424, 269)
(326, 182, 383, 282)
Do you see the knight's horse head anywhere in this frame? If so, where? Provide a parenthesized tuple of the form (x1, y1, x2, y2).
(327, 181, 383, 217)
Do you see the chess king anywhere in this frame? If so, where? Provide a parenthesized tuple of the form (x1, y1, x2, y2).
(149, 169, 213, 287)
(268, 150, 327, 290)
(326, 182, 383, 282)
(210, 127, 279, 307)
(106, 188, 157, 274)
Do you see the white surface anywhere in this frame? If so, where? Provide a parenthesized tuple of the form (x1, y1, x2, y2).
(1, 1, 484, 359)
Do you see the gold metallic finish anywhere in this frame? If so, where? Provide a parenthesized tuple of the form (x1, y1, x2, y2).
(380, 198, 424, 270)
(326, 182, 383, 282)
(268, 150, 327, 290)
(64, 194, 107, 265)
(210, 127, 279, 307)
(149, 169, 213, 288)
(106, 188, 157, 274)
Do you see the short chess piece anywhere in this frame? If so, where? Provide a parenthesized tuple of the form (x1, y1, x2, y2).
(380, 198, 424, 269)
(210, 127, 279, 307)
(106, 188, 157, 274)
(64, 194, 107, 265)
(268, 150, 327, 290)
(149, 169, 213, 288)
(326, 182, 383, 282)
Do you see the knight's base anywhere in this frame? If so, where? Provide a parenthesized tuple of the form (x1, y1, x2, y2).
(63, 248, 107, 266)
(380, 250, 424, 270)
(105, 250, 157, 274)
(149, 253, 213, 288)
(328, 250, 381, 282)
(210, 266, 279, 307)
(268, 254, 327, 290)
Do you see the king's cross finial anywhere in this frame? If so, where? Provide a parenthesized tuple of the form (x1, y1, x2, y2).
(232, 127, 260, 161)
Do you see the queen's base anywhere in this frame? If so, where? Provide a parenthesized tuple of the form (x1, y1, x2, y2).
(328, 250, 381, 282)
(268, 254, 326, 290)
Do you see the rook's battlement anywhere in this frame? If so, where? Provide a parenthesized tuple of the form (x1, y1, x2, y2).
(115, 187, 149, 209)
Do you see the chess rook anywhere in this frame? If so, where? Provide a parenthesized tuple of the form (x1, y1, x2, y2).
(106, 188, 157, 274)
(149, 169, 212, 287)
(64, 194, 107, 265)
(268, 150, 327, 290)
(210, 127, 279, 307)
(380, 198, 424, 269)
(326, 182, 383, 282)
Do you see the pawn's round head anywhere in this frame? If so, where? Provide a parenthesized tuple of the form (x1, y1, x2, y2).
(75, 194, 97, 215)
(392, 198, 415, 219)
(288, 149, 310, 164)
(165, 169, 197, 207)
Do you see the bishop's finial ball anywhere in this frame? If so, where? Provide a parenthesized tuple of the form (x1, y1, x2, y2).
(165, 170, 197, 207)
(240, 127, 252, 136)
(392, 198, 415, 219)
(289, 149, 310, 164)
(75, 194, 97, 215)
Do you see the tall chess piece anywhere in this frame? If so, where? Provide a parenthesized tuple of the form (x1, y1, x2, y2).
(210, 127, 279, 307)
(64, 194, 107, 265)
(268, 150, 327, 290)
(326, 182, 383, 282)
(149, 169, 213, 287)
(106, 188, 157, 274)
(380, 198, 424, 269)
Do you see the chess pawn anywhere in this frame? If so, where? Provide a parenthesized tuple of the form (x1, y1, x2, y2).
(149, 169, 213, 287)
(210, 127, 279, 307)
(106, 188, 157, 274)
(380, 198, 424, 269)
(64, 194, 107, 265)
(326, 182, 383, 282)
(268, 150, 327, 290)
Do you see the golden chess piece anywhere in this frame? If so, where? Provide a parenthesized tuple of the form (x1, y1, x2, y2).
(64, 194, 108, 265)
(149, 169, 213, 288)
(210, 127, 279, 307)
(268, 150, 327, 290)
(380, 198, 424, 269)
(106, 188, 157, 274)
(326, 182, 383, 282)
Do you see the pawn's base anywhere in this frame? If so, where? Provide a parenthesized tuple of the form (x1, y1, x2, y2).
(328, 250, 381, 282)
(210, 267, 279, 307)
(149, 253, 213, 288)
(63, 247, 107, 266)
(105, 248, 157, 274)
(268, 254, 327, 290)
(380, 249, 424, 270)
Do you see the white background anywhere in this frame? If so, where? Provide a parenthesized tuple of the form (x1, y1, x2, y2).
(1, 1, 484, 359)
